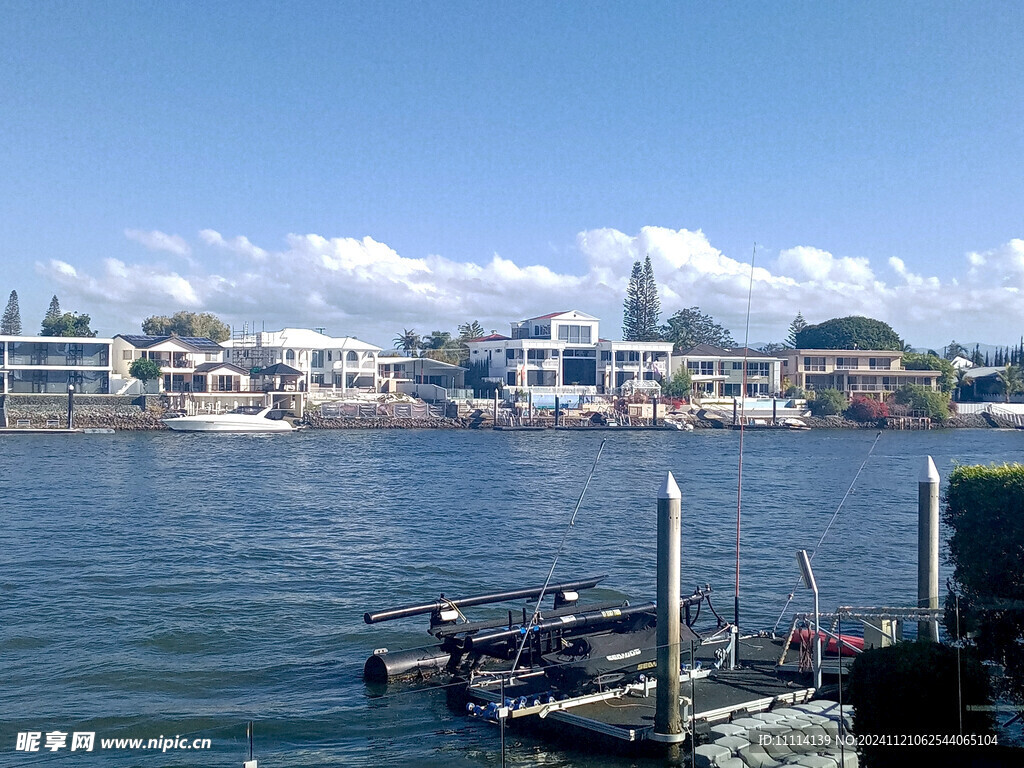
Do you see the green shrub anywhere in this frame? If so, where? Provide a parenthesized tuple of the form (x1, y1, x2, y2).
(809, 387, 847, 417)
(661, 367, 692, 398)
(892, 383, 950, 421)
(848, 643, 993, 768)
(944, 464, 1024, 695)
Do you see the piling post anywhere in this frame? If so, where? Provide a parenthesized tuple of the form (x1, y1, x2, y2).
(493, 389, 498, 425)
(652, 396, 658, 426)
(918, 456, 940, 641)
(67, 384, 75, 430)
(772, 397, 777, 424)
(527, 391, 533, 426)
(554, 396, 560, 427)
(653, 472, 684, 753)
(732, 398, 737, 426)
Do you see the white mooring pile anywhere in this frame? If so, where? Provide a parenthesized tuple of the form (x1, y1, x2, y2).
(694, 700, 857, 768)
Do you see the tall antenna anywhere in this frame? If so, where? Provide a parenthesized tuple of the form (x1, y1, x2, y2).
(735, 244, 757, 630)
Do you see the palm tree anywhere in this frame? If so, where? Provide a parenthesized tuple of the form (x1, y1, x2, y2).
(425, 330, 452, 350)
(996, 365, 1023, 403)
(393, 328, 421, 357)
(953, 367, 971, 402)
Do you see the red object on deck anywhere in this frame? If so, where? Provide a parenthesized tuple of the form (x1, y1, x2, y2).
(795, 628, 863, 656)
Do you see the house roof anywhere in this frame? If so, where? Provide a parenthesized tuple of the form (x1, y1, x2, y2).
(525, 310, 598, 322)
(250, 327, 382, 352)
(676, 343, 781, 360)
(466, 333, 511, 342)
(962, 366, 1006, 381)
(193, 362, 249, 374)
(258, 363, 304, 376)
(116, 334, 224, 352)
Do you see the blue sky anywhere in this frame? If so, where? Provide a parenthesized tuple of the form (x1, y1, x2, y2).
(1, 1, 1022, 348)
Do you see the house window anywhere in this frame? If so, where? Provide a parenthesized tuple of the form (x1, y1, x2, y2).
(600, 351, 611, 361)
(122, 350, 134, 361)
(534, 325, 540, 336)
(687, 361, 715, 375)
(836, 357, 859, 370)
(723, 383, 742, 396)
(311, 350, 324, 368)
(551, 349, 559, 357)
(286, 349, 296, 362)
(557, 325, 592, 344)
(216, 375, 233, 391)
(527, 349, 546, 360)
(732, 362, 742, 370)
(327, 351, 333, 361)
(206, 353, 219, 362)
(615, 351, 640, 363)
(346, 351, 358, 363)
(746, 362, 771, 377)
(869, 357, 890, 370)
(506, 349, 515, 360)
(507, 372, 516, 385)
(804, 357, 826, 372)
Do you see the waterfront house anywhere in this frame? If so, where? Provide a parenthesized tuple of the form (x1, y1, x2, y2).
(113, 334, 226, 393)
(782, 349, 941, 397)
(960, 366, 1023, 402)
(464, 310, 673, 395)
(672, 344, 784, 398)
(222, 327, 382, 395)
(0, 334, 112, 394)
(377, 356, 468, 401)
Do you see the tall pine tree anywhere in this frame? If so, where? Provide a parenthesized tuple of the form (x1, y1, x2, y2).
(1, 290, 22, 335)
(44, 295, 61, 326)
(623, 260, 643, 340)
(786, 312, 807, 347)
(638, 255, 661, 341)
(623, 255, 661, 341)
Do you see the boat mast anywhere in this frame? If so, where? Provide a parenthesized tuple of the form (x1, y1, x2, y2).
(735, 244, 757, 632)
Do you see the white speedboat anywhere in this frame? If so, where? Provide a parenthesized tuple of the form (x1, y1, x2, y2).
(162, 406, 300, 433)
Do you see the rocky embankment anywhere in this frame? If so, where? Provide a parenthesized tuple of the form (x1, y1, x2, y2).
(302, 413, 464, 429)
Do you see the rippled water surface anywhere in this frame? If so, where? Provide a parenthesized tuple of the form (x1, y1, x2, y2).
(2, 428, 1021, 766)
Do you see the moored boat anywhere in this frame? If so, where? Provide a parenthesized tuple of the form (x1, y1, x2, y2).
(162, 406, 300, 433)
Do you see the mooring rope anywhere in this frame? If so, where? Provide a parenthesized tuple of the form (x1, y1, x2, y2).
(771, 430, 884, 632)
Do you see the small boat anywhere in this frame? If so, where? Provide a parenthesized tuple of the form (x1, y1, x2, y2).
(162, 406, 300, 433)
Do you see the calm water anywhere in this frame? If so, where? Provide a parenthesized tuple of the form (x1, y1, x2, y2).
(2, 428, 1021, 767)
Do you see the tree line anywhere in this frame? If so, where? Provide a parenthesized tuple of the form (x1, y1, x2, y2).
(1, 291, 97, 337)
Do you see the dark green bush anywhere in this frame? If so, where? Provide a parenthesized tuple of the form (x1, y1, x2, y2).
(809, 387, 848, 417)
(848, 642, 993, 767)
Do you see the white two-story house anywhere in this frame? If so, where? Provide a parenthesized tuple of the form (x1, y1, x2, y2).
(113, 334, 229, 393)
(223, 327, 382, 394)
(673, 344, 785, 398)
(465, 310, 674, 395)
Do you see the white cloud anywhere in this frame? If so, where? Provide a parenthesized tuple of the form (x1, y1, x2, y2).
(199, 229, 268, 261)
(35, 227, 1024, 347)
(124, 229, 191, 257)
(776, 245, 874, 286)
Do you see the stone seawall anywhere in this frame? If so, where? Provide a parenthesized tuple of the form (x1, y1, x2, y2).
(1, 394, 166, 430)
(303, 414, 464, 430)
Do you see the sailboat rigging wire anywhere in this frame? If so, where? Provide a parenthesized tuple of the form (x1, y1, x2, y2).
(771, 430, 884, 632)
(508, 439, 607, 675)
(735, 244, 757, 628)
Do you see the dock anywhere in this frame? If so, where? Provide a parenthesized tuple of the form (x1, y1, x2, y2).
(467, 634, 821, 744)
